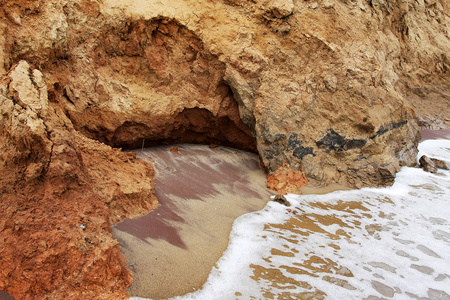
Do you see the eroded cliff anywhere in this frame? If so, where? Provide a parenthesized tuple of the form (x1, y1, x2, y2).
(0, 60, 158, 299)
(0, 0, 449, 298)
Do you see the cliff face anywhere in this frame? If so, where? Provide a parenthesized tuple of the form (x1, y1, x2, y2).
(0, 0, 449, 298)
(0, 60, 158, 299)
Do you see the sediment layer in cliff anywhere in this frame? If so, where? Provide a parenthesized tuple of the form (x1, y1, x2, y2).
(0, 0, 449, 298)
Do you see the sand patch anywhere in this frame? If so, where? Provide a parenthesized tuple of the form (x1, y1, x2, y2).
(112, 144, 270, 299)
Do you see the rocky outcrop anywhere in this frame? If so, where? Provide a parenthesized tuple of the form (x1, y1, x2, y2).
(0, 0, 449, 298)
(271, 193, 291, 206)
(431, 157, 450, 170)
(419, 155, 449, 172)
(2, 0, 446, 191)
(0, 61, 158, 299)
(419, 155, 438, 173)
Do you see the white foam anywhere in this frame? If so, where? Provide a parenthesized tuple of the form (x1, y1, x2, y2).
(131, 140, 450, 300)
(418, 139, 450, 163)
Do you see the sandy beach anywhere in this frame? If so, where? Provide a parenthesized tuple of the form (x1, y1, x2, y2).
(421, 128, 450, 141)
(115, 129, 450, 300)
(112, 145, 271, 299)
(159, 134, 450, 300)
(0, 291, 14, 300)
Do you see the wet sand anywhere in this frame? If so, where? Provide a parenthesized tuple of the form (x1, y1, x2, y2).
(421, 128, 450, 141)
(0, 291, 15, 300)
(244, 131, 450, 299)
(113, 129, 449, 299)
(168, 137, 450, 300)
(112, 145, 271, 299)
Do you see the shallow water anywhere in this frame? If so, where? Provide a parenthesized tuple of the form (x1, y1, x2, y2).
(132, 139, 450, 300)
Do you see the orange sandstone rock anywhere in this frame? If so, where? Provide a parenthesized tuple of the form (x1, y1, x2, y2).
(267, 163, 308, 194)
(0, 61, 158, 299)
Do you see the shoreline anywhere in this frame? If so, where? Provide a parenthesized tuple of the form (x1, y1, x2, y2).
(3, 129, 446, 300)
(115, 128, 450, 299)
(421, 128, 450, 141)
(112, 145, 271, 299)
(173, 138, 450, 299)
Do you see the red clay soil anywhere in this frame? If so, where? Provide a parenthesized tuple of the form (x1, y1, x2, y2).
(0, 62, 158, 299)
(0, 146, 158, 300)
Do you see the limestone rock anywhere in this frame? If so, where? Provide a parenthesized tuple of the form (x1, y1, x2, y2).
(265, 0, 294, 19)
(1, 0, 437, 191)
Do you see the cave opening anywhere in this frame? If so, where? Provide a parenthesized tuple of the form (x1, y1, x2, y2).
(4, 10, 261, 156)
(109, 102, 258, 154)
(55, 17, 259, 155)
(71, 79, 258, 154)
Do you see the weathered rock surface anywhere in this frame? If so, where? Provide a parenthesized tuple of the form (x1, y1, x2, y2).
(0, 0, 449, 298)
(0, 61, 158, 298)
(3, 0, 448, 190)
(431, 157, 450, 170)
(419, 155, 438, 173)
(420, 155, 450, 172)
(267, 162, 308, 194)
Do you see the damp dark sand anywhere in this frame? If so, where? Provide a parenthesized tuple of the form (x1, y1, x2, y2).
(0, 291, 15, 300)
(421, 128, 450, 141)
(112, 145, 271, 299)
